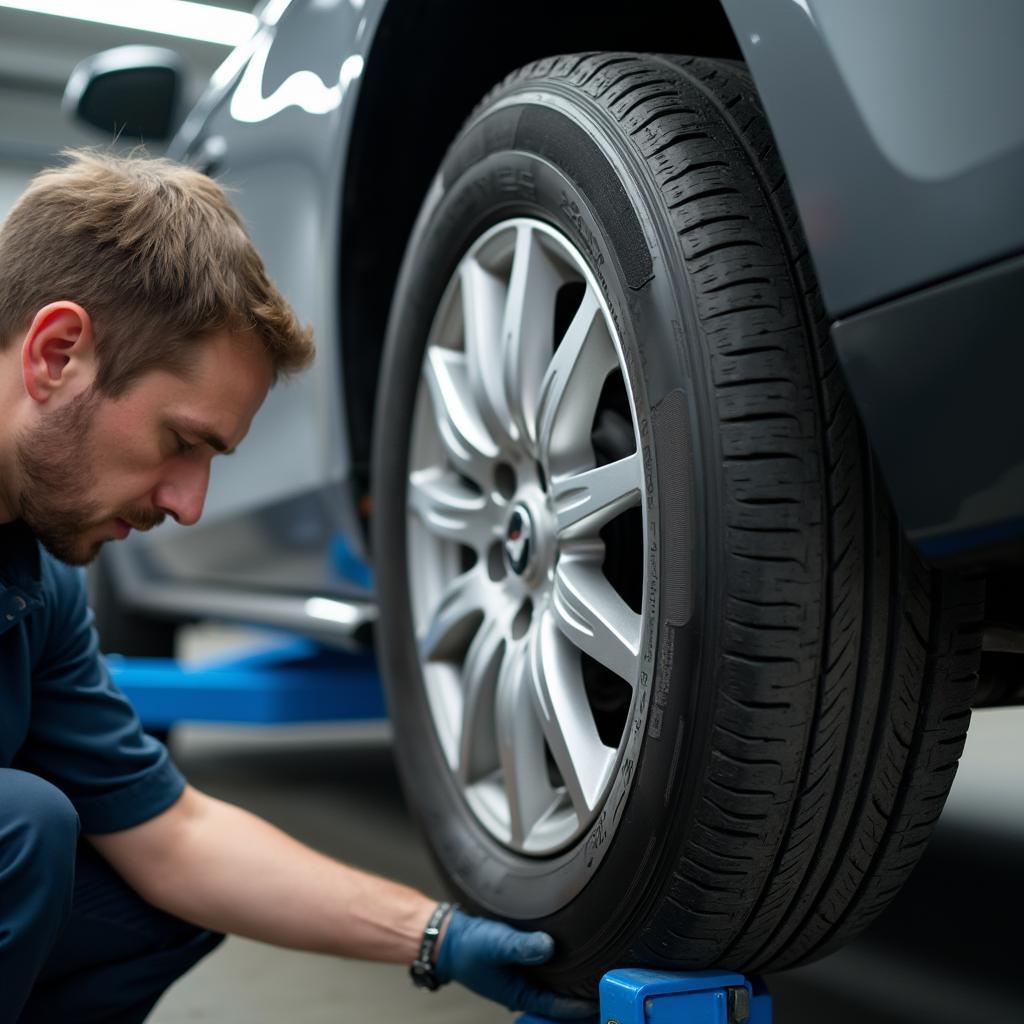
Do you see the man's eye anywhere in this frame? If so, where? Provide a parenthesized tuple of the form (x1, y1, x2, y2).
(173, 432, 197, 455)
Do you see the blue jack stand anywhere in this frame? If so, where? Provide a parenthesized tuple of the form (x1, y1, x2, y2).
(107, 637, 387, 728)
(520, 969, 771, 1024)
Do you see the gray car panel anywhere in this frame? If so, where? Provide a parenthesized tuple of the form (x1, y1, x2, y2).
(124, 0, 387, 601)
(833, 252, 1024, 554)
(722, 0, 1024, 317)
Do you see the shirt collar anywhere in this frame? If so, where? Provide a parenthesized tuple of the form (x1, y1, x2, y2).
(0, 520, 45, 633)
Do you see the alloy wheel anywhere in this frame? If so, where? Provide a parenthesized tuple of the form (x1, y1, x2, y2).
(406, 218, 649, 855)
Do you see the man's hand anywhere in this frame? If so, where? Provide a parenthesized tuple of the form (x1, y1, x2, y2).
(89, 786, 595, 1015)
(434, 910, 597, 1020)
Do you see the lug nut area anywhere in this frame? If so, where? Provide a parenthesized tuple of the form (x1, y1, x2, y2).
(494, 461, 517, 501)
(487, 541, 507, 581)
(511, 598, 533, 639)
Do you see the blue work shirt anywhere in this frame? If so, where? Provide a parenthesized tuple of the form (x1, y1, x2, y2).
(1, 520, 184, 833)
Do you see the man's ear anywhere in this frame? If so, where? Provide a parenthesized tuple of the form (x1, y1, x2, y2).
(21, 301, 97, 404)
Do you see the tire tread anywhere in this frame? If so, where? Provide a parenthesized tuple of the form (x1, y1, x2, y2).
(415, 50, 984, 983)
(490, 51, 982, 974)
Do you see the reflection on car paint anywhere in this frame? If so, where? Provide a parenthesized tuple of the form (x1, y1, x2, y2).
(230, 29, 363, 123)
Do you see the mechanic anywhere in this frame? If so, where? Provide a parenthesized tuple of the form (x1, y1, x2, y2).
(0, 151, 595, 1024)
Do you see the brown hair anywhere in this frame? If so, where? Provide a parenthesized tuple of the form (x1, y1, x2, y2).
(0, 148, 314, 395)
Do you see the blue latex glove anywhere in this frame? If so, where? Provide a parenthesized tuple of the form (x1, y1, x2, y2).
(434, 909, 597, 1020)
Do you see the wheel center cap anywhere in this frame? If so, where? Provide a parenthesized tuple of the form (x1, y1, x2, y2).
(505, 505, 534, 576)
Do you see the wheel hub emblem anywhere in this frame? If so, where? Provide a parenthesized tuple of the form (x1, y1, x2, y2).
(505, 505, 533, 575)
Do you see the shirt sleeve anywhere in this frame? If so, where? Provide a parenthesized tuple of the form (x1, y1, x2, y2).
(18, 554, 186, 834)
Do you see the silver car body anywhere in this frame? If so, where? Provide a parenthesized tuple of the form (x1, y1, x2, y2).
(107, 0, 1024, 641)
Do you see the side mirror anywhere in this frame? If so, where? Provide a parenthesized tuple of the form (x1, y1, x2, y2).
(63, 46, 187, 142)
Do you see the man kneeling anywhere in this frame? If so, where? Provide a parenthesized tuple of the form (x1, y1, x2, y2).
(0, 151, 594, 1024)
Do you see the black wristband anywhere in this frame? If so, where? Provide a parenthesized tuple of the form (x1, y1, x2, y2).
(409, 901, 456, 991)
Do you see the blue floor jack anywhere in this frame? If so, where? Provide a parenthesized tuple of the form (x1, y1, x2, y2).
(520, 969, 771, 1024)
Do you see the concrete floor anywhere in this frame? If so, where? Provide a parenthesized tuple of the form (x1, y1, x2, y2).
(147, 703, 1024, 1024)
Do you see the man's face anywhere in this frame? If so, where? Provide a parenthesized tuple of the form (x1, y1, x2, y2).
(16, 330, 272, 566)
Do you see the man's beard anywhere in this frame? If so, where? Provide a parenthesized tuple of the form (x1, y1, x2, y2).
(15, 389, 164, 566)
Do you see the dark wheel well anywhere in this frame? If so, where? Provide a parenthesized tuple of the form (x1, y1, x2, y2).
(339, 0, 741, 520)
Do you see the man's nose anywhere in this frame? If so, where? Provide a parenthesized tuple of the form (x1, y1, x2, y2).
(154, 460, 211, 526)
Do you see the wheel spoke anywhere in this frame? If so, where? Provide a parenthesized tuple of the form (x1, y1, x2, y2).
(529, 609, 615, 818)
(495, 641, 558, 848)
(535, 285, 618, 477)
(456, 609, 506, 785)
(423, 346, 499, 486)
(501, 225, 566, 449)
(409, 219, 649, 855)
(551, 452, 642, 538)
(418, 567, 491, 663)
(408, 467, 495, 551)
(460, 258, 514, 446)
(552, 552, 641, 684)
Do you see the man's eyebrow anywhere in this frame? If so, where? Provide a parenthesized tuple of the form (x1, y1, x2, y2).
(173, 420, 236, 455)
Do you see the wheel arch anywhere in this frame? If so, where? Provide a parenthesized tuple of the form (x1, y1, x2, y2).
(338, 0, 742, 516)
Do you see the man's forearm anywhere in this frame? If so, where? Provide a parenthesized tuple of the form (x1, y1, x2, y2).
(89, 785, 437, 962)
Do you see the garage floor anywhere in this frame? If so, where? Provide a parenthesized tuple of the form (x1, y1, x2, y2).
(147, 707, 1024, 1024)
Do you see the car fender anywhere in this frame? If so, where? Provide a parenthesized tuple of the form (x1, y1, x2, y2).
(721, 0, 1024, 318)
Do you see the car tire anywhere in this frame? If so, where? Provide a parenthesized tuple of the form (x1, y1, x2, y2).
(372, 53, 984, 989)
